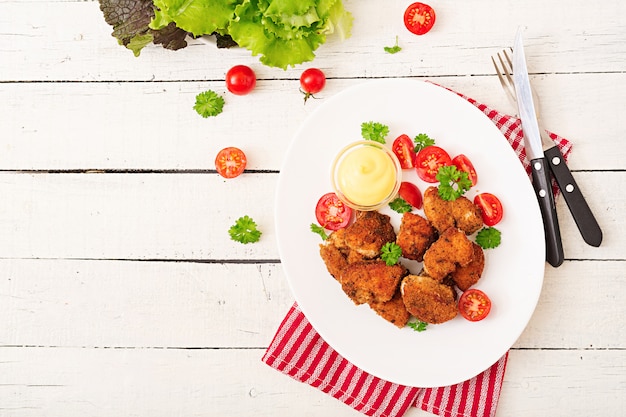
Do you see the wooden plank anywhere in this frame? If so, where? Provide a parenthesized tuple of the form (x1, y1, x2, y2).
(1, 74, 624, 171)
(0, 259, 623, 349)
(1, 1, 625, 81)
(0, 347, 622, 417)
(0, 172, 621, 260)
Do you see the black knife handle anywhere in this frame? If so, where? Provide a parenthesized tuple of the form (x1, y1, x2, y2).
(530, 157, 564, 267)
(544, 146, 603, 247)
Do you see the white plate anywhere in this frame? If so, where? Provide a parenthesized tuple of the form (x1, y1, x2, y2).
(275, 79, 545, 387)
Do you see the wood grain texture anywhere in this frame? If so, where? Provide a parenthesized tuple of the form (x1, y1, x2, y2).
(0, 0, 624, 416)
(0, 348, 622, 417)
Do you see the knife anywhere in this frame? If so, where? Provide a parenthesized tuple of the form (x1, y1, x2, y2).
(512, 28, 564, 267)
(540, 132, 603, 247)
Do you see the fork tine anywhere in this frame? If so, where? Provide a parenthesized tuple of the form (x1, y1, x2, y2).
(492, 48, 517, 103)
(491, 55, 513, 101)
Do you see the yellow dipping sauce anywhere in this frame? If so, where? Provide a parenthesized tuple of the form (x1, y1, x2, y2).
(336, 144, 398, 207)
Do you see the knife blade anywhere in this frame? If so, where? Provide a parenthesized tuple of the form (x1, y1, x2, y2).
(512, 28, 564, 267)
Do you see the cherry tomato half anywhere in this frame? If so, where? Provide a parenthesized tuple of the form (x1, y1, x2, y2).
(300, 68, 326, 103)
(315, 192, 352, 231)
(474, 193, 504, 226)
(415, 145, 452, 183)
(215, 147, 247, 178)
(404, 2, 436, 35)
(392, 134, 417, 169)
(226, 65, 256, 95)
(398, 182, 423, 210)
(452, 154, 478, 186)
(458, 289, 492, 322)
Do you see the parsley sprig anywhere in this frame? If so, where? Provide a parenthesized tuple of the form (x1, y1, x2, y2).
(413, 133, 435, 152)
(380, 242, 402, 266)
(310, 223, 328, 241)
(384, 36, 402, 54)
(389, 197, 412, 214)
(194, 90, 225, 118)
(475, 227, 502, 249)
(361, 121, 389, 144)
(436, 165, 472, 201)
(229, 215, 262, 244)
(407, 319, 428, 332)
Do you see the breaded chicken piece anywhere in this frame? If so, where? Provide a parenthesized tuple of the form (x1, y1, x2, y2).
(395, 212, 438, 262)
(341, 211, 396, 258)
(401, 274, 458, 324)
(319, 242, 349, 280)
(423, 186, 483, 235)
(422, 228, 474, 281)
(451, 197, 484, 235)
(449, 242, 485, 291)
(423, 186, 455, 233)
(369, 290, 411, 328)
(339, 260, 407, 305)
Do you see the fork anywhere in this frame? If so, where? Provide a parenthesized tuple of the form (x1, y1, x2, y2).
(491, 48, 603, 247)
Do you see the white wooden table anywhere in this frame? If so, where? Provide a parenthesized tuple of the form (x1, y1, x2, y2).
(1, 1, 624, 416)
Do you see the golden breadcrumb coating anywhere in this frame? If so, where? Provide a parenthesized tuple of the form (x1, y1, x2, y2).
(423, 227, 474, 281)
(341, 211, 396, 258)
(395, 212, 438, 262)
(319, 242, 349, 280)
(339, 260, 407, 305)
(369, 290, 411, 328)
(401, 274, 458, 324)
(423, 186, 483, 235)
(449, 242, 485, 291)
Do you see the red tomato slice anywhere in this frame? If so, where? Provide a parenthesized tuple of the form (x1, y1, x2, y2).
(215, 147, 247, 178)
(225, 65, 256, 96)
(458, 289, 492, 322)
(404, 2, 436, 35)
(474, 193, 504, 226)
(315, 192, 352, 231)
(398, 182, 423, 209)
(415, 145, 452, 183)
(452, 154, 478, 186)
(392, 134, 417, 169)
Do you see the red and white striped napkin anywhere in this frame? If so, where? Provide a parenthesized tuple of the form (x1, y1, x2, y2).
(262, 89, 572, 417)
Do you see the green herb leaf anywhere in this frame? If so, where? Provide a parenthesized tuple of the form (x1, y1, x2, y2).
(229, 215, 262, 244)
(407, 320, 428, 332)
(380, 242, 402, 266)
(389, 197, 412, 214)
(475, 227, 502, 249)
(384, 36, 402, 54)
(361, 121, 389, 144)
(413, 133, 435, 152)
(436, 165, 472, 201)
(310, 223, 328, 241)
(194, 90, 225, 118)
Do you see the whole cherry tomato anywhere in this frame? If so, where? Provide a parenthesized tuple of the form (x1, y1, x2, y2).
(300, 68, 326, 103)
(226, 65, 256, 95)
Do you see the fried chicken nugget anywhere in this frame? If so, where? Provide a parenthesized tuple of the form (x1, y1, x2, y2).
(401, 274, 458, 324)
(340, 260, 407, 305)
(319, 242, 349, 280)
(369, 290, 411, 328)
(342, 211, 396, 258)
(396, 212, 438, 262)
(422, 227, 474, 281)
(423, 186, 483, 235)
(449, 242, 485, 291)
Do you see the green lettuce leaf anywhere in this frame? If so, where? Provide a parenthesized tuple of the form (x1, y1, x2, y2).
(229, 0, 351, 69)
(150, 0, 239, 37)
(100, 0, 353, 68)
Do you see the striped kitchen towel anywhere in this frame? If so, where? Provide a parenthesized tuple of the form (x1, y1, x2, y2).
(262, 90, 572, 417)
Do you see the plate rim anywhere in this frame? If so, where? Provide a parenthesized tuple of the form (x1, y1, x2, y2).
(275, 78, 545, 387)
